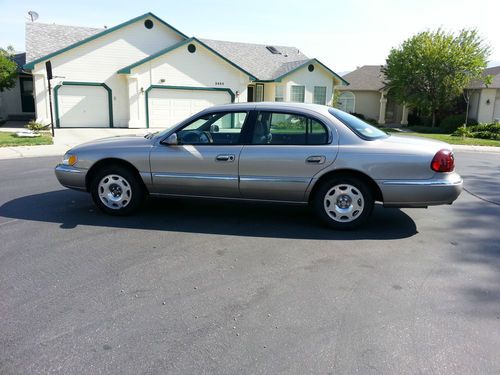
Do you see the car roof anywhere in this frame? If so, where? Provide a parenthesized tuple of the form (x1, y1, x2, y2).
(208, 102, 333, 116)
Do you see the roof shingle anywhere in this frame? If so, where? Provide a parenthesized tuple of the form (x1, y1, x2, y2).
(25, 22, 103, 62)
(467, 66, 500, 89)
(200, 39, 310, 81)
(337, 65, 385, 91)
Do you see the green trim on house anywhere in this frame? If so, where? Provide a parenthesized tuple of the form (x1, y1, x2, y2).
(53, 81, 113, 128)
(117, 37, 258, 80)
(23, 12, 188, 70)
(117, 39, 191, 74)
(145, 85, 235, 128)
(268, 59, 349, 85)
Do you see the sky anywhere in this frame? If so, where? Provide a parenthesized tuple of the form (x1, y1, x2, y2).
(1, 0, 499, 73)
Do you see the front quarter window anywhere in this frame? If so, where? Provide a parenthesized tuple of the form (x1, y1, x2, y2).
(328, 108, 387, 140)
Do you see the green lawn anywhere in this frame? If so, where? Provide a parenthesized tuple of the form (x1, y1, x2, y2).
(0, 132, 53, 147)
(388, 131, 500, 147)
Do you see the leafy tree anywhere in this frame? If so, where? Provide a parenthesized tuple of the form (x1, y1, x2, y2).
(0, 46, 18, 92)
(383, 29, 490, 126)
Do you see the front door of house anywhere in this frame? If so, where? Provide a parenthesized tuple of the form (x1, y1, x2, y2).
(19, 76, 35, 113)
(247, 86, 254, 102)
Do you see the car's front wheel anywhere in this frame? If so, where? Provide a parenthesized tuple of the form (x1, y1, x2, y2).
(90, 165, 145, 215)
(313, 175, 374, 230)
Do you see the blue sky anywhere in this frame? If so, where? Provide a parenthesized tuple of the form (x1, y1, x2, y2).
(1, 0, 499, 72)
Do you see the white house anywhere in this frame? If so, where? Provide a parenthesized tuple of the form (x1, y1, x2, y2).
(467, 66, 500, 123)
(23, 12, 347, 129)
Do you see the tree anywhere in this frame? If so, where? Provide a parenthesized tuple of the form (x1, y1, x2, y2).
(382, 29, 490, 126)
(0, 46, 17, 92)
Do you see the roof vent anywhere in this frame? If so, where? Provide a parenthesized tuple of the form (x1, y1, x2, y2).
(266, 46, 281, 54)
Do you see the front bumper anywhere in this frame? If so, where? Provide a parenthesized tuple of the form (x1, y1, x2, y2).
(378, 172, 463, 207)
(55, 164, 87, 191)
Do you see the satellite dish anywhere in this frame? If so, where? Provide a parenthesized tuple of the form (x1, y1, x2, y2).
(27, 11, 39, 22)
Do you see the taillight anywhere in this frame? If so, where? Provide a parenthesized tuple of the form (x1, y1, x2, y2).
(431, 149, 454, 172)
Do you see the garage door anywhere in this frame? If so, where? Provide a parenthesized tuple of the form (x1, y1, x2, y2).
(148, 88, 231, 128)
(57, 85, 110, 128)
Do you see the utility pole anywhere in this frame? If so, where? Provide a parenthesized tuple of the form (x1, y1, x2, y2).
(45, 61, 55, 137)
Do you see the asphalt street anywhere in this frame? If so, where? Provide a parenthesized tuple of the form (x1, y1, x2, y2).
(1, 151, 499, 374)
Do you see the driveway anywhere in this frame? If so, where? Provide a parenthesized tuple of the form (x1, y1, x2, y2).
(0, 151, 499, 374)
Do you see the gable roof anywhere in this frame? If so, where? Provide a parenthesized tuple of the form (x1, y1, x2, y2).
(26, 22, 103, 63)
(200, 39, 309, 81)
(117, 37, 257, 79)
(22, 13, 345, 83)
(467, 66, 500, 89)
(23, 12, 188, 70)
(337, 65, 385, 91)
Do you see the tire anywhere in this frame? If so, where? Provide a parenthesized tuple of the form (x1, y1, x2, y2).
(90, 164, 145, 215)
(313, 175, 374, 230)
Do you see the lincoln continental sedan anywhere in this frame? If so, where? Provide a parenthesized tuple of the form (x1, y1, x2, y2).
(55, 102, 462, 229)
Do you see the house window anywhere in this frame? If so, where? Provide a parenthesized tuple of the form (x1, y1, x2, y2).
(275, 86, 284, 102)
(338, 91, 355, 113)
(290, 85, 305, 102)
(313, 86, 327, 105)
(255, 84, 264, 102)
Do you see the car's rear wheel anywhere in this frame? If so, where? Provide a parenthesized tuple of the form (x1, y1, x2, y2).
(90, 165, 145, 215)
(313, 176, 374, 230)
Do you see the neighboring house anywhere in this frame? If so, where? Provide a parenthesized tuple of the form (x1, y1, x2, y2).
(335, 65, 408, 125)
(22, 12, 347, 128)
(467, 66, 500, 123)
(0, 53, 35, 121)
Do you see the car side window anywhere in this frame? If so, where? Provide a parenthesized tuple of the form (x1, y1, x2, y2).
(177, 112, 248, 145)
(251, 111, 328, 145)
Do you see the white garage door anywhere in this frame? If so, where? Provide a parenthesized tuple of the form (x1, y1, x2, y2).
(148, 89, 231, 128)
(58, 85, 109, 128)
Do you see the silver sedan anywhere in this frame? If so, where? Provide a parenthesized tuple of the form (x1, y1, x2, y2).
(55, 102, 462, 229)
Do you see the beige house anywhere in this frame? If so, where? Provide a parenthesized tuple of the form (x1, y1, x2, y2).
(21, 12, 347, 129)
(336, 65, 408, 125)
(467, 66, 500, 123)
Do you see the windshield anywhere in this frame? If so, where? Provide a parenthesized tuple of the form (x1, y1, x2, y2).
(328, 108, 388, 140)
(149, 121, 183, 139)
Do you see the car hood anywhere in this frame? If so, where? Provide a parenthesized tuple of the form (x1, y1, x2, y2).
(70, 135, 154, 151)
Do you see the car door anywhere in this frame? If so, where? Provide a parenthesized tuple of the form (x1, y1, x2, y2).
(149, 111, 250, 197)
(239, 110, 338, 201)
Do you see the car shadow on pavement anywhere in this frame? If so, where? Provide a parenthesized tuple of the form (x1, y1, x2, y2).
(0, 189, 418, 240)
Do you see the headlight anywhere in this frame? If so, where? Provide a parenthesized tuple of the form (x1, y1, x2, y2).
(62, 153, 78, 166)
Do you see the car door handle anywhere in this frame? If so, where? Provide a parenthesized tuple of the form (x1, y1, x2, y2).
(306, 155, 326, 164)
(216, 154, 235, 162)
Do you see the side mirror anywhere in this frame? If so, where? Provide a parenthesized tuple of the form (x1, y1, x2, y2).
(210, 124, 219, 133)
(163, 133, 178, 145)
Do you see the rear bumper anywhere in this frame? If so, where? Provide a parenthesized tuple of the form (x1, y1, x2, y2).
(55, 164, 87, 191)
(378, 172, 463, 207)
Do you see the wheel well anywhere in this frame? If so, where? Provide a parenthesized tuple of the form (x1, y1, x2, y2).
(85, 158, 148, 192)
(308, 169, 384, 203)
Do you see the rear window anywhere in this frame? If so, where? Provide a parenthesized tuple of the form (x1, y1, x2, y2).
(328, 108, 388, 140)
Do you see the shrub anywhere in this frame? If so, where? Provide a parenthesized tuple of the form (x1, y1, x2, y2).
(25, 120, 49, 132)
(440, 114, 465, 133)
(453, 126, 472, 137)
(407, 126, 446, 134)
(453, 123, 500, 140)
